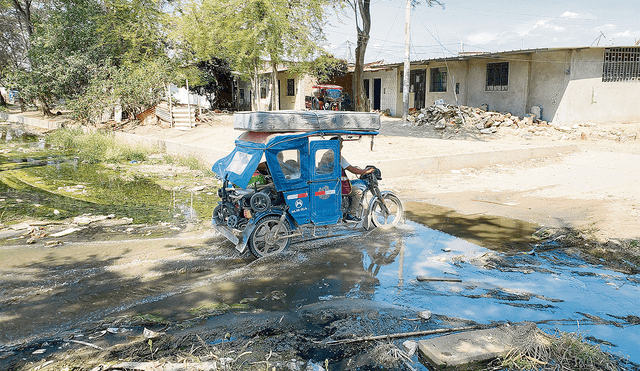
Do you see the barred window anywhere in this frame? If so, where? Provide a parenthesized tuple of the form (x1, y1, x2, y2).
(429, 67, 447, 92)
(486, 62, 509, 91)
(603, 47, 640, 82)
(287, 78, 295, 96)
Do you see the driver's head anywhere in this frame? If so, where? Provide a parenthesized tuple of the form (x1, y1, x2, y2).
(330, 136, 343, 148)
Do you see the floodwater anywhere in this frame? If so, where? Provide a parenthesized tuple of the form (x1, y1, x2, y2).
(2, 221, 639, 367)
(1, 124, 639, 368)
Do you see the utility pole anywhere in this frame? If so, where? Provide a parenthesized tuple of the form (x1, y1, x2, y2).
(402, 0, 411, 121)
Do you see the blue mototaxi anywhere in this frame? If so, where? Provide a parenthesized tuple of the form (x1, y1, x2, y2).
(211, 128, 403, 258)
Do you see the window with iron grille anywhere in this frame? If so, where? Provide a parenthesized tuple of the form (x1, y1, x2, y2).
(603, 47, 640, 82)
(429, 67, 447, 92)
(287, 78, 295, 96)
(486, 62, 509, 91)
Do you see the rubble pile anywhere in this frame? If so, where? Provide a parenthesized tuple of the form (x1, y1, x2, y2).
(404, 104, 639, 142)
(407, 104, 538, 134)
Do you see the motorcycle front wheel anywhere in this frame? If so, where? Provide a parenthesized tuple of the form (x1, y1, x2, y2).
(248, 215, 292, 258)
(369, 193, 403, 229)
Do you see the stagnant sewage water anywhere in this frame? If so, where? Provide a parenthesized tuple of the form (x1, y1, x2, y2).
(1, 124, 639, 368)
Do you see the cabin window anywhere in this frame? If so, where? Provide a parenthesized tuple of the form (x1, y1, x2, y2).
(429, 67, 447, 92)
(603, 47, 640, 82)
(278, 150, 301, 180)
(486, 62, 509, 91)
(316, 149, 335, 175)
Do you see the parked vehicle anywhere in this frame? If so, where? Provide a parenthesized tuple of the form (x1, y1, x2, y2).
(211, 111, 403, 258)
(305, 84, 344, 111)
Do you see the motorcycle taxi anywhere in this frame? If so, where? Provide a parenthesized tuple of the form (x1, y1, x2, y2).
(211, 111, 403, 258)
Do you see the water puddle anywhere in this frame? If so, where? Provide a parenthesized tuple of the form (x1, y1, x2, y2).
(0, 125, 218, 229)
(110, 220, 640, 364)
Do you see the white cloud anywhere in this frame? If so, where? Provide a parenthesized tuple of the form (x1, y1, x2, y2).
(561, 11, 580, 19)
(595, 24, 617, 31)
(532, 20, 565, 32)
(467, 32, 501, 46)
(614, 30, 632, 37)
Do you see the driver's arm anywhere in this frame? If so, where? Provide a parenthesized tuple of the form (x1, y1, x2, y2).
(345, 164, 374, 175)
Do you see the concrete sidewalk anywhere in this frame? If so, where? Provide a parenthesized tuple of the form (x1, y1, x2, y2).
(112, 117, 578, 179)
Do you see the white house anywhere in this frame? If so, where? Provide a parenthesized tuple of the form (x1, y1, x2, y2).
(362, 46, 640, 125)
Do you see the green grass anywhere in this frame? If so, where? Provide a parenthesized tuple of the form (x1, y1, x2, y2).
(46, 128, 150, 164)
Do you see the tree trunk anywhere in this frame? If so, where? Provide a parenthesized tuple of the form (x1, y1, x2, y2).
(39, 96, 52, 116)
(0, 91, 6, 107)
(12, 0, 33, 38)
(353, 0, 371, 112)
(252, 59, 260, 111)
(270, 61, 279, 111)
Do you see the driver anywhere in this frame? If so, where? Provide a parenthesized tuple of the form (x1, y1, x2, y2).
(330, 137, 374, 221)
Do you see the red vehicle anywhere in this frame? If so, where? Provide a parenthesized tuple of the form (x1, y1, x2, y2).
(305, 85, 344, 111)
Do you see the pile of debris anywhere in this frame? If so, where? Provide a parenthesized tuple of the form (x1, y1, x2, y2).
(407, 104, 543, 134)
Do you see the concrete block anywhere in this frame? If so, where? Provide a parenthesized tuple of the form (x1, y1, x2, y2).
(418, 323, 537, 369)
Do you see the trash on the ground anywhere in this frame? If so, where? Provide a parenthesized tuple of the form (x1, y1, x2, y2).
(191, 185, 206, 192)
(416, 276, 462, 282)
(143, 328, 164, 339)
(10, 222, 31, 230)
(50, 227, 82, 237)
(417, 310, 432, 320)
(45, 240, 63, 246)
(66, 339, 104, 350)
(32, 348, 46, 355)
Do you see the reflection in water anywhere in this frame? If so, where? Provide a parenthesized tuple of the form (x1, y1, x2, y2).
(347, 221, 640, 365)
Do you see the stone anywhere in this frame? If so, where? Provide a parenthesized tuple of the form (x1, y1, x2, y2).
(480, 127, 497, 134)
(418, 323, 538, 369)
(417, 310, 432, 320)
(434, 118, 447, 130)
(403, 340, 418, 357)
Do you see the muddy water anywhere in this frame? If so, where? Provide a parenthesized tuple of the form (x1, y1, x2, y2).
(3, 220, 637, 364)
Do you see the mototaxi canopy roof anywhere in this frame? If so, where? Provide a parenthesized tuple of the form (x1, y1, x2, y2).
(212, 130, 378, 189)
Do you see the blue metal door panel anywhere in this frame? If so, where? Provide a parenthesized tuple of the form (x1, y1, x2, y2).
(284, 189, 310, 225)
(310, 181, 341, 225)
(309, 140, 341, 225)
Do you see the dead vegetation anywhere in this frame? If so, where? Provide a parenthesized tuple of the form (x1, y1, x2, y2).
(532, 227, 640, 275)
(498, 327, 619, 371)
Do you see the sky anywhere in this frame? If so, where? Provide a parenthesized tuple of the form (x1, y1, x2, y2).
(321, 0, 640, 64)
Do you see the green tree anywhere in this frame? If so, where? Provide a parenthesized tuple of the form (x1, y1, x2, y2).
(310, 54, 348, 84)
(190, 58, 235, 110)
(343, 0, 442, 111)
(0, 0, 33, 107)
(174, 0, 329, 111)
(7, 0, 175, 118)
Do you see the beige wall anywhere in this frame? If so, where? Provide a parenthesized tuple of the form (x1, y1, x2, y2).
(554, 49, 640, 124)
(527, 50, 571, 122)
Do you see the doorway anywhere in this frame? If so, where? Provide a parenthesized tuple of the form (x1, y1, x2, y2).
(373, 78, 381, 111)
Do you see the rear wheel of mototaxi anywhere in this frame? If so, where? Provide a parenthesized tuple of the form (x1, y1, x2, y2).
(248, 215, 292, 258)
(369, 193, 403, 229)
